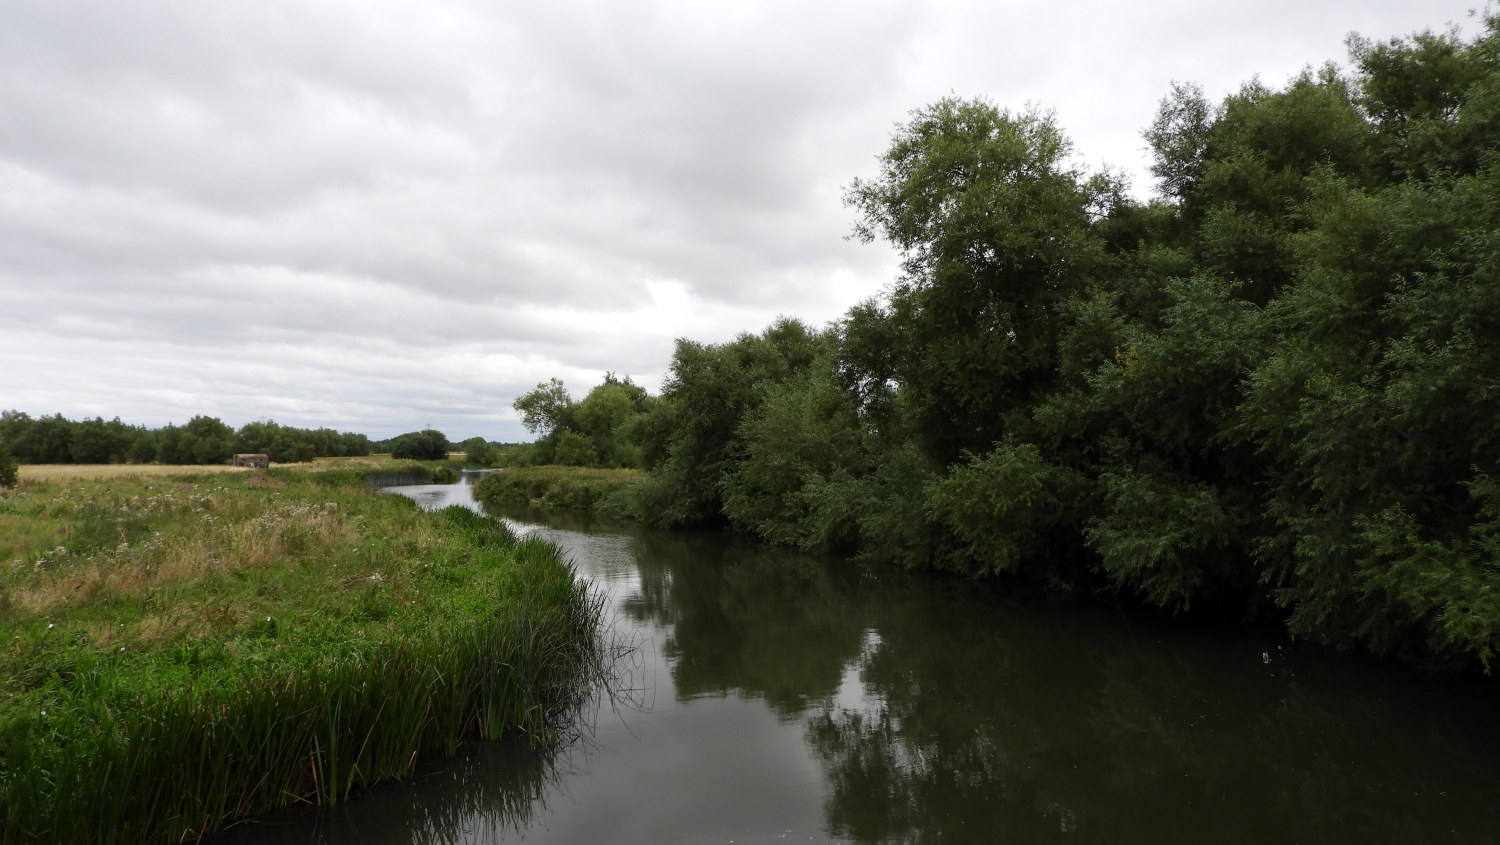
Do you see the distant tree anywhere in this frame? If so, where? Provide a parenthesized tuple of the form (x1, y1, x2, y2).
(267, 429, 304, 464)
(0, 444, 17, 487)
(70, 417, 129, 464)
(235, 420, 280, 455)
(339, 432, 372, 457)
(155, 425, 185, 464)
(182, 416, 235, 464)
(0, 411, 33, 462)
(458, 437, 498, 467)
(126, 429, 158, 463)
(391, 429, 449, 461)
(17, 414, 75, 464)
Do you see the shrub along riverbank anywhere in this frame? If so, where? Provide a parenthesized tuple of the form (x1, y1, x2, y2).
(474, 466, 642, 515)
(0, 465, 602, 844)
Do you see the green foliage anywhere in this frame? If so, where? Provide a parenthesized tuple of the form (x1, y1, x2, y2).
(722, 344, 871, 552)
(510, 374, 650, 469)
(460, 437, 499, 467)
(473, 466, 643, 513)
(573, 381, 639, 466)
(1, 413, 73, 464)
(1084, 467, 1242, 612)
(551, 429, 598, 467)
(390, 429, 449, 461)
(924, 442, 1090, 579)
(1145, 82, 1212, 201)
(0, 445, 16, 488)
(1238, 155, 1500, 662)
(843, 96, 1114, 462)
(513, 378, 572, 437)
(149, 416, 237, 465)
(240, 420, 369, 463)
(0, 412, 363, 469)
(625, 318, 825, 528)
(1351, 23, 1500, 180)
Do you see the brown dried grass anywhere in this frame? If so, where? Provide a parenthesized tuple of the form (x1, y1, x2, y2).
(18, 464, 253, 483)
(11, 495, 366, 620)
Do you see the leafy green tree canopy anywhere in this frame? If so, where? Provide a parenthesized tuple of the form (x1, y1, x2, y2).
(0, 444, 17, 487)
(513, 378, 573, 438)
(843, 97, 1115, 462)
(390, 429, 449, 461)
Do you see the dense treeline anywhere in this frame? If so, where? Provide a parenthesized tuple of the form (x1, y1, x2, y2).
(609, 20, 1500, 669)
(0, 411, 371, 466)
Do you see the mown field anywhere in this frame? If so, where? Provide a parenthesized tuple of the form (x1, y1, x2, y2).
(0, 463, 600, 843)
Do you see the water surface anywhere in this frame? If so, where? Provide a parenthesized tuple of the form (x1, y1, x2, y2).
(216, 473, 1500, 843)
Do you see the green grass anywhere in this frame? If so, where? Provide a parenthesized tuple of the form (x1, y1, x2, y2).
(0, 468, 601, 844)
(473, 466, 643, 514)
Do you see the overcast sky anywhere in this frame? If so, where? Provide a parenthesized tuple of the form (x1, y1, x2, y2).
(0, 0, 1483, 443)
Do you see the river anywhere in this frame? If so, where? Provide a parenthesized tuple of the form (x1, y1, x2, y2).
(214, 472, 1500, 844)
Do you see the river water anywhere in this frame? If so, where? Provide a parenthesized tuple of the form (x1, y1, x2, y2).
(217, 473, 1500, 844)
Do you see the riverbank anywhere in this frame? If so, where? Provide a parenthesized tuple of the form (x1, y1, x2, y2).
(0, 464, 601, 844)
(474, 465, 642, 514)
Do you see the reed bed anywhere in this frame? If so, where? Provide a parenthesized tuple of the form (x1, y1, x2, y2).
(0, 470, 602, 844)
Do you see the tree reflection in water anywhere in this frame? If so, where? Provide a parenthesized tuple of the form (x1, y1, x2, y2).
(613, 520, 1500, 844)
(214, 502, 1500, 844)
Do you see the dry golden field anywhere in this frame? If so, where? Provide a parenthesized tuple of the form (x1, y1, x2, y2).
(17, 464, 253, 483)
(14, 455, 401, 484)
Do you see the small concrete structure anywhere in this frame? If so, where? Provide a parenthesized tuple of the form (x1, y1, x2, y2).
(233, 453, 269, 469)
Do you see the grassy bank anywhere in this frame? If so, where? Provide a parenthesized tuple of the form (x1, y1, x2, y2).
(0, 466, 601, 843)
(473, 466, 642, 514)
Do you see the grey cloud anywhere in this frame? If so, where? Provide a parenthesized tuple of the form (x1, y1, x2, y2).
(0, 0, 1479, 442)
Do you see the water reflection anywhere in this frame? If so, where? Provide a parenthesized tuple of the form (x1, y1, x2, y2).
(215, 735, 573, 845)
(500, 503, 1500, 843)
(621, 530, 865, 717)
(802, 577, 1500, 844)
(213, 482, 1500, 844)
